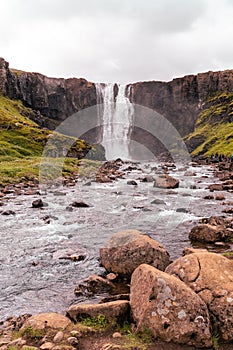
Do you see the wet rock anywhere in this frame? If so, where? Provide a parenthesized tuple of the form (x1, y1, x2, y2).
(189, 224, 233, 243)
(223, 207, 233, 214)
(154, 174, 179, 189)
(67, 300, 129, 324)
(151, 198, 166, 205)
(130, 264, 212, 348)
(70, 200, 90, 208)
(166, 252, 233, 341)
(127, 180, 138, 186)
(100, 229, 170, 278)
(176, 208, 188, 213)
(66, 206, 73, 212)
(1, 210, 15, 215)
(215, 194, 225, 200)
(32, 199, 44, 208)
(141, 175, 154, 183)
(208, 184, 223, 192)
(203, 194, 214, 200)
(21, 313, 71, 330)
(184, 171, 196, 176)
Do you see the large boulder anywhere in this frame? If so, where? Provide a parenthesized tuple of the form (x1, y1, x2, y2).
(154, 174, 179, 189)
(66, 300, 129, 324)
(100, 230, 170, 277)
(166, 252, 233, 341)
(130, 264, 212, 348)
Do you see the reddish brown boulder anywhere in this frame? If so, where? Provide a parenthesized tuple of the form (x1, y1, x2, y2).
(154, 174, 179, 189)
(189, 224, 233, 243)
(166, 252, 233, 341)
(100, 230, 170, 277)
(130, 264, 212, 348)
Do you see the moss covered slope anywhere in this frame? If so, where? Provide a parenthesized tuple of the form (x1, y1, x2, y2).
(0, 95, 92, 185)
(185, 92, 233, 156)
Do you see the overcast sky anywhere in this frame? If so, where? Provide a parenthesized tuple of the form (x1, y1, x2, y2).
(1, 0, 233, 83)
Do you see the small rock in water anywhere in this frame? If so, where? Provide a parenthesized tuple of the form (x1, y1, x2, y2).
(215, 194, 225, 201)
(71, 200, 90, 208)
(176, 208, 189, 213)
(204, 195, 214, 200)
(151, 198, 166, 205)
(127, 180, 138, 186)
(1, 210, 15, 215)
(32, 199, 44, 208)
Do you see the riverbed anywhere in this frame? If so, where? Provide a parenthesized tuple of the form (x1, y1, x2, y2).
(0, 161, 232, 321)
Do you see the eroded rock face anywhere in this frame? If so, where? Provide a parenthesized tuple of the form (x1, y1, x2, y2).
(130, 264, 212, 348)
(100, 230, 170, 277)
(165, 252, 233, 341)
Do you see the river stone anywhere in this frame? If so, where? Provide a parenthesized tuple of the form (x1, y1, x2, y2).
(66, 300, 129, 324)
(100, 230, 170, 277)
(189, 224, 232, 243)
(21, 313, 71, 330)
(165, 252, 233, 341)
(154, 174, 179, 189)
(130, 264, 212, 348)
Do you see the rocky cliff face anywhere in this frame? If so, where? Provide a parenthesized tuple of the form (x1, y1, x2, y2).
(1, 57, 233, 153)
(0, 58, 97, 122)
(130, 70, 233, 138)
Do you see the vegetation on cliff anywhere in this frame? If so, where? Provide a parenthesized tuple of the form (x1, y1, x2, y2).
(0, 94, 96, 185)
(186, 92, 233, 156)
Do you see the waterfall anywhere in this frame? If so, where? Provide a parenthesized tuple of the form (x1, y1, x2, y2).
(95, 83, 134, 160)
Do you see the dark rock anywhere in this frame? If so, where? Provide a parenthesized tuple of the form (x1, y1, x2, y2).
(176, 208, 188, 213)
(71, 201, 90, 208)
(32, 199, 44, 208)
(127, 180, 138, 186)
(204, 195, 214, 199)
(141, 175, 154, 183)
(151, 198, 166, 205)
(1, 210, 15, 215)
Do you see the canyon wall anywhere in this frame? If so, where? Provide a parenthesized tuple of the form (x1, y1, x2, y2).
(0, 58, 97, 122)
(1, 57, 233, 152)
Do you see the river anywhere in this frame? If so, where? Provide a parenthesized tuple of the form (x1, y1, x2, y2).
(0, 161, 232, 321)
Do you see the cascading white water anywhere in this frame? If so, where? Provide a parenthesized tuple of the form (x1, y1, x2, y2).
(95, 83, 134, 160)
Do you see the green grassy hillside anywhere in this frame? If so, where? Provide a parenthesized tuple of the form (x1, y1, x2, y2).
(0, 95, 93, 185)
(185, 92, 233, 156)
